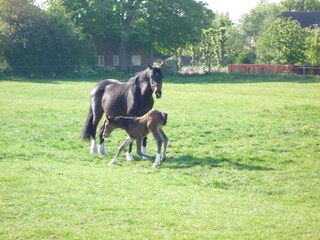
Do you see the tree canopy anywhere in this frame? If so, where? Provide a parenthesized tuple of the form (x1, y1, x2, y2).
(48, 0, 213, 69)
(256, 18, 307, 65)
(280, 0, 320, 11)
(0, 0, 93, 75)
(1, 0, 320, 76)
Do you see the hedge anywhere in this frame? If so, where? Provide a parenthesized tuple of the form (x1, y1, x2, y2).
(228, 64, 320, 75)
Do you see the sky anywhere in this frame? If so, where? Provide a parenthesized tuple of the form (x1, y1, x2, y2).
(201, 0, 282, 22)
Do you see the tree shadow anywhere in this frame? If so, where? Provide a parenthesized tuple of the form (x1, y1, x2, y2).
(163, 155, 275, 171)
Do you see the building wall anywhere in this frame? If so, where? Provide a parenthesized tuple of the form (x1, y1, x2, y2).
(97, 37, 151, 72)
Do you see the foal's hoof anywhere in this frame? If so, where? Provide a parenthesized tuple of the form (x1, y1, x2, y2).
(109, 158, 118, 166)
(152, 163, 160, 168)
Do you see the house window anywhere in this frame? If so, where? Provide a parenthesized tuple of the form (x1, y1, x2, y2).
(113, 55, 119, 66)
(97, 55, 104, 66)
(132, 55, 141, 66)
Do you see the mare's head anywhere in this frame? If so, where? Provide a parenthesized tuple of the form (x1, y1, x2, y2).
(147, 63, 164, 99)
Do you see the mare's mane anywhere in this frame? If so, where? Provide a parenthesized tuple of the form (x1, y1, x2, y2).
(127, 68, 150, 85)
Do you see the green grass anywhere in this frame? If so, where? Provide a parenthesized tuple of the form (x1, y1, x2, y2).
(1, 73, 320, 239)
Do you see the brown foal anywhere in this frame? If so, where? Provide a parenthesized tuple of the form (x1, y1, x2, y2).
(102, 109, 168, 168)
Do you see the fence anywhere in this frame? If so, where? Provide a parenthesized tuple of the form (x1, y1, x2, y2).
(228, 64, 320, 75)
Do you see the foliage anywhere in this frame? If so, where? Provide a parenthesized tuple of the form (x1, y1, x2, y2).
(145, 0, 213, 54)
(239, 1, 281, 49)
(49, 0, 213, 68)
(199, 13, 231, 70)
(305, 28, 320, 66)
(0, 0, 94, 76)
(224, 26, 246, 65)
(280, 0, 320, 11)
(256, 18, 307, 65)
(0, 75, 320, 239)
(236, 50, 256, 64)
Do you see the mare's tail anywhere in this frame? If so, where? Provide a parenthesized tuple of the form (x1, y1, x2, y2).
(81, 106, 94, 141)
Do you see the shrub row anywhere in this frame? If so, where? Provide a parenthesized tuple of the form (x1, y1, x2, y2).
(228, 64, 320, 75)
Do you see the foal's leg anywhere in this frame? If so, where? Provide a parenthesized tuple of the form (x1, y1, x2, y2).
(151, 129, 164, 168)
(109, 137, 133, 165)
(136, 138, 154, 160)
(159, 128, 168, 163)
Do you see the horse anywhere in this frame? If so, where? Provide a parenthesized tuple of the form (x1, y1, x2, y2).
(81, 63, 164, 159)
(102, 109, 168, 168)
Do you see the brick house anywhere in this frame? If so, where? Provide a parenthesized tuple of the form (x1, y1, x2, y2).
(96, 37, 152, 72)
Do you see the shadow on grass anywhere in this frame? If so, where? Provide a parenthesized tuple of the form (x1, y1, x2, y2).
(164, 155, 274, 171)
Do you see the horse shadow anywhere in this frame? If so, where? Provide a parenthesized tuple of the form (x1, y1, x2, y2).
(163, 155, 275, 171)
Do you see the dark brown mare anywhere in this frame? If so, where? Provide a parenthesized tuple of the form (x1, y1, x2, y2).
(102, 109, 168, 168)
(81, 64, 164, 159)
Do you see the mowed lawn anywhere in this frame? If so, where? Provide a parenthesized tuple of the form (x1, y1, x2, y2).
(0, 74, 319, 239)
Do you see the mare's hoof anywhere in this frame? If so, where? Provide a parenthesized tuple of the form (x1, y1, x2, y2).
(98, 145, 107, 157)
(126, 153, 134, 161)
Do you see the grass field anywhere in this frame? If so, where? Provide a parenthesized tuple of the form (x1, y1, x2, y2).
(1, 73, 320, 239)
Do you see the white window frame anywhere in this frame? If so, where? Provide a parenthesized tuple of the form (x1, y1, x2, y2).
(113, 55, 120, 66)
(97, 55, 104, 66)
(131, 55, 142, 66)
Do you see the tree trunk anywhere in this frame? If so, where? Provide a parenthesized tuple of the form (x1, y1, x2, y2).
(149, 47, 154, 65)
(119, 35, 127, 71)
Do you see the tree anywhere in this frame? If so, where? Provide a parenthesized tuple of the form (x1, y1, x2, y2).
(200, 26, 227, 71)
(0, 0, 93, 75)
(256, 18, 307, 65)
(49, 0, 212, 70)
(280, 0, 320, 11)
(224, 26, 247, 64)
(305, 28, 320, 66)
(144, 0, 212, 54)
(240, 1, 281, 49)
(201, 28, 215, 71)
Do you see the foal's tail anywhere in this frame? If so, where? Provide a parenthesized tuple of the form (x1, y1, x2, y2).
(81, 106, 94, 141)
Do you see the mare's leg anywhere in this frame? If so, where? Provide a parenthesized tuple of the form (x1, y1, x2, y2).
(90, 114, 103, 154)
(125, 137, 148, 161)
(90, 96, 103, 154)
(98, 119, 107, 156)
(142, 137, 148, 156)
(136, 138, 154, 161)
(126, 143, 134, 161)
(109, 137, 133, 165)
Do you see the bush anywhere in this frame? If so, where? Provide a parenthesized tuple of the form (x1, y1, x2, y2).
(1, 0, 94, 76)
(236, 51, 256, 64)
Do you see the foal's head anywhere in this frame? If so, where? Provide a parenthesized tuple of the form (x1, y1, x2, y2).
(102, 116, 118, 138)
(147, 109, 168, 127)
(147, 63, 164, 99)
